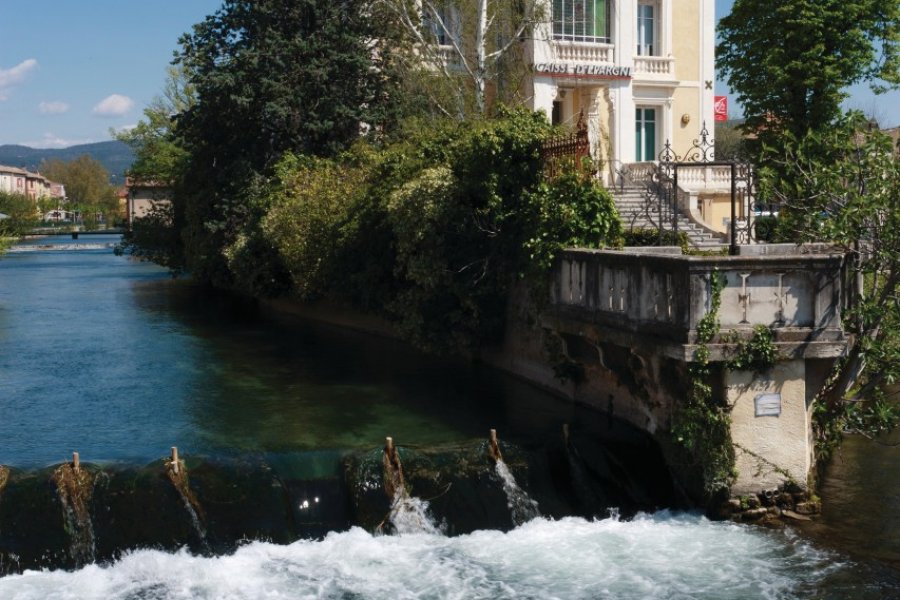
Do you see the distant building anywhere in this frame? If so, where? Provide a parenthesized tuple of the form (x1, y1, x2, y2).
(125, 178, 172, 227)
(0, 165, 29, 196)
(0, 164, 58, 205)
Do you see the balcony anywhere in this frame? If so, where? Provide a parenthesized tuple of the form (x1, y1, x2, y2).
(633, 55, 674, 77)
(551, 41, 614, 64)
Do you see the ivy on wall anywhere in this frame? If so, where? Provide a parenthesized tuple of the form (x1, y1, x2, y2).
(672, 271, 737, 496)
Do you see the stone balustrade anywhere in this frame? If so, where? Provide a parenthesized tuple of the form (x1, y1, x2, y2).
(548, 247, 848, 361)
(633, 55, 674, 76)
(551, 41, 615, 64)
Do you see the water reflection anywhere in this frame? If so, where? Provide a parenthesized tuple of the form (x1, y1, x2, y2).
(0, 237, 600, 467)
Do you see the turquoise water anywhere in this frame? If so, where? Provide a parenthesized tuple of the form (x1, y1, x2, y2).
(0, 235, 592, 467)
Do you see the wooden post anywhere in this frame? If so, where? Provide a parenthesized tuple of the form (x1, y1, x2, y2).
(385, 437, 394, 454)
(171, 447, 180, 475)
(488, 429, 503, 462)
(72, 451, 80, 471)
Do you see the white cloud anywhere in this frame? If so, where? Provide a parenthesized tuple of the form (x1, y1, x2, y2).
(0, 58, 38, 100)
(39, 101, 69, 115)
(23, 133, 95, 149)
(112, 123, 138, 134)
(92, 94, 134, 117)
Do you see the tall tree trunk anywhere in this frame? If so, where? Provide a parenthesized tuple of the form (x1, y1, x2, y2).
(475, 0, 487, 114)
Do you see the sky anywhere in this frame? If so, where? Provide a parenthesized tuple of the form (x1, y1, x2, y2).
(0, 0, 898, 149)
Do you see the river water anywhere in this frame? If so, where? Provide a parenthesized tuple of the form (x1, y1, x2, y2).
(0, 235, 898, 599)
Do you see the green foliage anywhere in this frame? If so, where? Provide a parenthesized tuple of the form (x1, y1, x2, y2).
(621, 227, 689, 250)
(718, 0, 898, 150)
(39, 156, 119, 228)
(382, 0, 543, 117)
(764, 115, 900, 459)
(172, 0, 406, 287)
(115, 202, 184, 274)
(713, 121, 750, 162)
(262, 154, 370, 300)
(726, 325, 778, 373)
(115, 66, 192, 184)
(672, 271, 736, 496)
(378, 109, 553, 352)
(262, 109, 622, 354)
(524, 170, 622, 273)
(0, 192, 40, 237)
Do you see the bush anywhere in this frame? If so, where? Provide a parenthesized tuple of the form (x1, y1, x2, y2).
(622, 227, 689, 249)
(262, 154, 370, 300)
(115, 203, 184, 274)
(262, 109, 623, 354)
(524, 170, 622, 273)
(0, 192, 39, 237)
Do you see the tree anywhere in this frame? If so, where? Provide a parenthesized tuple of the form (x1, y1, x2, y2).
(40, 156, 119, 228)
(115, 66, 193, 184)
(379, 0, 544, 117)
(717, 0, 898, 147)
(0, 191, 39, 238)
(767, 115, 900, 457)
(172, 0, 405, 286)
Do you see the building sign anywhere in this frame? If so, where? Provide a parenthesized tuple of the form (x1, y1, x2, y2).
(754, 393, 782, 417)
(714, 96, 728, 121)
(534, 63, 632, 80)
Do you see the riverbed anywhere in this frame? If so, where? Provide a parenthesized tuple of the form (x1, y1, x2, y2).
(0, 235, 897, 598)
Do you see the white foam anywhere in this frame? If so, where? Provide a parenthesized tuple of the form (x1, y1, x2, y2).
(388, 493, 442, 535)
(0, 513, 842, 600)
(494, 460, 540, 525)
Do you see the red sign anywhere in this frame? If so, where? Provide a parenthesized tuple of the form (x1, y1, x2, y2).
(714, 96, 728, 122)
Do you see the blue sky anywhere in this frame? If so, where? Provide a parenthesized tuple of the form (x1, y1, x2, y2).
(0, 0, 897, 148)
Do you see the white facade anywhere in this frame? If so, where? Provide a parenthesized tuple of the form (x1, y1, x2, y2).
(527, 0, 716, 174)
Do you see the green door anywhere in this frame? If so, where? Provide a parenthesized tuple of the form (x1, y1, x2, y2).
(635, 107, 657, 161)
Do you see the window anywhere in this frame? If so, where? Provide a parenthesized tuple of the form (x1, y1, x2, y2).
(635, 107, 657, 161)
(553, 0, 610, 43)
(637, 1, 657, 56)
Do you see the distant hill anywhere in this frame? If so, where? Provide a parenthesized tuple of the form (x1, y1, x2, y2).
(0, 141, 134, 183)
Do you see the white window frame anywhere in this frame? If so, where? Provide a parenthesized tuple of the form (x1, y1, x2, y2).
(636, 0, 659, 56)
(552, 0, 612, 44)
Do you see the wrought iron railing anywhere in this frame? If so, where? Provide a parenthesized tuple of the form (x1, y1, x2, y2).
(541, 111, 591, 178)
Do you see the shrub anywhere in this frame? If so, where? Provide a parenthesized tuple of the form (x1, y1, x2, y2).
(262, 154, 370, 300)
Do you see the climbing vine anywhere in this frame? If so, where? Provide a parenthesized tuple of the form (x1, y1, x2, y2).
(726, 325, 778, 373)
(672, 271, 736, 496)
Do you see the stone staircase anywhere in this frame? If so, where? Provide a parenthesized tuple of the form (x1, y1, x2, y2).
(612, 184, 725, 248)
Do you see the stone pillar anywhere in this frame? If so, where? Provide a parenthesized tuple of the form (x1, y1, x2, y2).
(726, 359, 811, 496)
(532, 76, 558, 122)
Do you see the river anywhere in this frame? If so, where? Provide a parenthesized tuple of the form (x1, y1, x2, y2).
(0, 235, 897, 599)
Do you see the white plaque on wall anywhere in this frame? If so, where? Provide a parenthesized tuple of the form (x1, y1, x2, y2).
(754, 393, 782, 417)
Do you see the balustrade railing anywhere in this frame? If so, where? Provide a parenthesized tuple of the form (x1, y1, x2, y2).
(633, 56, 674, 76)
(551, 41, 614, 64)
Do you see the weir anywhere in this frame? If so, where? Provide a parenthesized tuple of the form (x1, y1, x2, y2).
(500, 244, 849, 517)
(0, 429, 674, 574)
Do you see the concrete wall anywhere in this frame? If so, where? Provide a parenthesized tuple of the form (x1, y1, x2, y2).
(530, 247, 849, 502)
(727, 360, 811, 495)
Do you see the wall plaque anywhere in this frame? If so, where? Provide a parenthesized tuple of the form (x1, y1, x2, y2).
(754, 393, 782, 417)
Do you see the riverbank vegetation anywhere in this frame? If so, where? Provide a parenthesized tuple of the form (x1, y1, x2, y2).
(117, 0, 621, 355)
(766, 119, 900, 458)
(0, 192, 40, 239)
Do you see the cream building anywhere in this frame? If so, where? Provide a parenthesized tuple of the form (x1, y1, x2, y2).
(529, 0, 715, 177)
